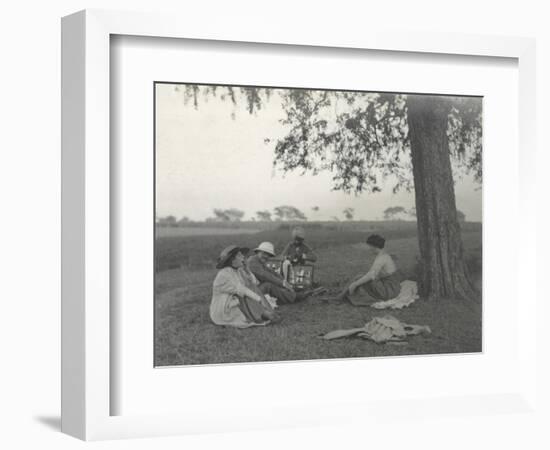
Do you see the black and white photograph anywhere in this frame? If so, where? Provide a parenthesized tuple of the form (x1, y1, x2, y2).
(154, 82, 483, 366)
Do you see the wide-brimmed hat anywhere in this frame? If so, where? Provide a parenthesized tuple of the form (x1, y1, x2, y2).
(253, 241, 275, 257)
(216, 245, 249, 269)
(292, 226, 305, 240)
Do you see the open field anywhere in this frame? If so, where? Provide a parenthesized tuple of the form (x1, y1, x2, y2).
(155, 220, 481, 272)
(155, 222, 482, 366)
(156, 226, 263, 238)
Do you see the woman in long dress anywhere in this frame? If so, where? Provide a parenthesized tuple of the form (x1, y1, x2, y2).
(337, 234, 401, 306)
(210, 245, 280, 328)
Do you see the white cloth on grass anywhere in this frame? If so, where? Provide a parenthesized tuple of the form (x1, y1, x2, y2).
(371, 280, 419, 310)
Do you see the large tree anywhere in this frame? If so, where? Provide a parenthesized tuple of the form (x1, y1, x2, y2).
(175, 85, 481, 301)
(406, 95, 478, 300)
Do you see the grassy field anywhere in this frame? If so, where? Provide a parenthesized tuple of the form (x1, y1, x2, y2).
(156, 226, 263, 238)
(155, 220, 480, 271)
(154, 223, 482, 366)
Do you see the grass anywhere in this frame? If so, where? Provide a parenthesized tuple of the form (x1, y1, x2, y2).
(156, 226, 263, 238)
(156, 220, 483, 271)
(154, 230, 482, 366)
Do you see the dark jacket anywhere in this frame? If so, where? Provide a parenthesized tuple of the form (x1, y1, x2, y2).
(281, 241, 317, 264)
(246, 254, 285, 288)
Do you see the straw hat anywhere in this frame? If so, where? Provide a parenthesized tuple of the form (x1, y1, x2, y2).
(216, 245, 249, 269)
(253, 241, 276, 257)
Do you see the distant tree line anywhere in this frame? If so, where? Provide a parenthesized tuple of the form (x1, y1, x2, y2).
(156, 205, 309, 226)
(382, 206, 466, 222)
(157, 205, 467, 226)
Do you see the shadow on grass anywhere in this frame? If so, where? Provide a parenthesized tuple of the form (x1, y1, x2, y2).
(34, 415, 61, 432)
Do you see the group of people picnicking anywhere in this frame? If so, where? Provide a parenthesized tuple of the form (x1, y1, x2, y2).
(209, 226, 401, 328)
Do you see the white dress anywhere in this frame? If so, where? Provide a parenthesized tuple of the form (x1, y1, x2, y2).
(209, 267, 266, 328)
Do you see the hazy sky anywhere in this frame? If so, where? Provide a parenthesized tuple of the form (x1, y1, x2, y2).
(155, 84, 482, 222)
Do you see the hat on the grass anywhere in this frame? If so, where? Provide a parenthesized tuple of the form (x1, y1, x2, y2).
(253, 241, 276, 257)
(216, 245, 249, 269)
(366, 234, 385, 249)
(292, 226, 305, 240)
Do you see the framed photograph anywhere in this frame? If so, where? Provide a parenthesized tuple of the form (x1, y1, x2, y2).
(62, 9, 537, 441)
(153, 81, 482, 366)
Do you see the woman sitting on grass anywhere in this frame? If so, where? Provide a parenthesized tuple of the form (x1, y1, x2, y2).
(337, 234, 401, 306)
(210, 245, 281, 328)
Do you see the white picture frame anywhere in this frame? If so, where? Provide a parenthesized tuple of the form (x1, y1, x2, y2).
(61, 9, 537, 441)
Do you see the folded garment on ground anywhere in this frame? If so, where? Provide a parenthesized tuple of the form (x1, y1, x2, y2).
(371, 280, 419, 310)
(320, 315, 431, 343)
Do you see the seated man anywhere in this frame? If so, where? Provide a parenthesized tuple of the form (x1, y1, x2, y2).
(280, 226, 317, 285)
(247, 241, 311, 304)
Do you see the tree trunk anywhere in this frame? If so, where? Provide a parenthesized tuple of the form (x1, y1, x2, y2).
(407, 95, 477, 301)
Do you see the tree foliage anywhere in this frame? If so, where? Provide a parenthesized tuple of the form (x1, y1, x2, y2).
(343, 207, 355, 220)
(211, 208, 245, 222)
(447, 99, 483, 183)
(273, 205, 307, 221)
(383, 206, 407, 220)
(175, 84, 273, 119)
(174, 85, 481, 196)
(158, 215, 177, 227)
(271, 91, 481, 194)
(256, 210, 272, 221)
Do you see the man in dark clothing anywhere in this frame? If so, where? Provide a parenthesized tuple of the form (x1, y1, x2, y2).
(280, 226, 317, 283)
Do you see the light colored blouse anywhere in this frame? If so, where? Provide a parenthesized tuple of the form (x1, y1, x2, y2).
(209, 267, 264, 328)
(366, 252, 397, 280)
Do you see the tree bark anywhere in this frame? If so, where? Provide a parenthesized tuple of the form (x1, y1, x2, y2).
(407, 95, 477, 301)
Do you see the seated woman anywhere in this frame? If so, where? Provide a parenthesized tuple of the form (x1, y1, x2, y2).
(337, 234, 401, 306)
(210, 245, 280, 328)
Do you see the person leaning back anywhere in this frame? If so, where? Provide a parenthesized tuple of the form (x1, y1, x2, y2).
(247, 241, 312, 304)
